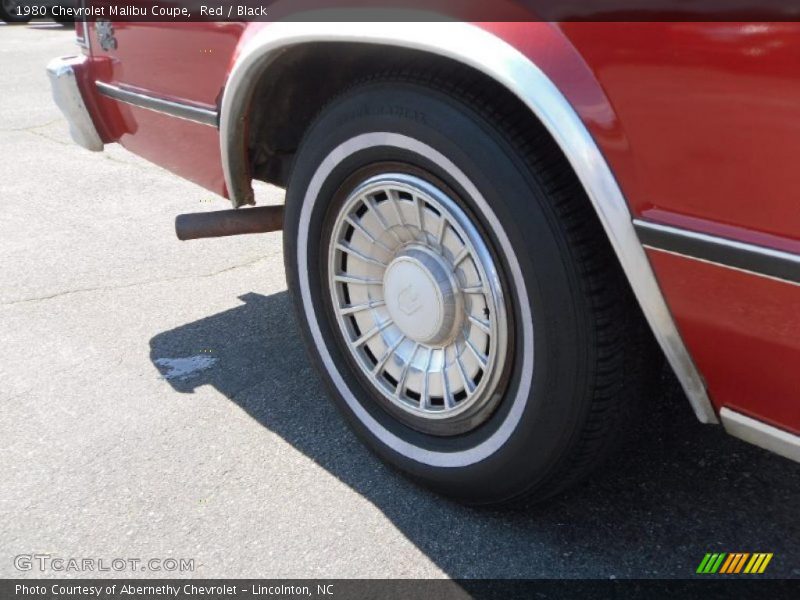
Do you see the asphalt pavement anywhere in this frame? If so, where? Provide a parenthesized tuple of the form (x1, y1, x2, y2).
(1, 23, 798, 579)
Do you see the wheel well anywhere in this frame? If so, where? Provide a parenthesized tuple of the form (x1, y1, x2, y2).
(244, 41, 652, 318)
(245, 41, 660, 348)
(245, 42, 534, 188)
(229, 35, 715, 424)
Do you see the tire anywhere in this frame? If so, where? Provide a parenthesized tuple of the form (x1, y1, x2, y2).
(283, 73, 659, 505)
(0, 0, 31, 22)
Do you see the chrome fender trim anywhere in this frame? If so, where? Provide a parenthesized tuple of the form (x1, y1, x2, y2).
(219, 22, 717, 424)
(721, 408, 800, 463)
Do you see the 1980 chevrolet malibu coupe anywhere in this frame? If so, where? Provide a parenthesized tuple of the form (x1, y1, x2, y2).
(48, 16, 800, 505)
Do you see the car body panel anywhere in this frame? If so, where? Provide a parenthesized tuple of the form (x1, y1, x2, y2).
(562, 22, 800, 248)
(86, 20, 242, 194)
(647, 249, 800, 435)
(558, 22, 800, 433)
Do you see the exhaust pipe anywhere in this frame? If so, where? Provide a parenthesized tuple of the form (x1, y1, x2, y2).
(175, 206, 284, 241)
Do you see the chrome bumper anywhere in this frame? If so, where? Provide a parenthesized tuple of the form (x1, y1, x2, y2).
(46, 55, 103, 152)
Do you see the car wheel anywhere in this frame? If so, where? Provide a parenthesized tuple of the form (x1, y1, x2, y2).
(284, 74, 658, 505)
(0, 0, 31, 22)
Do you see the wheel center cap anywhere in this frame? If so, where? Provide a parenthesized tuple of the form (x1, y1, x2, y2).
(383, 248, 458, 345)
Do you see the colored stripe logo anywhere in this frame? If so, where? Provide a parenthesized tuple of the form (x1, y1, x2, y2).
(697, 553, 773, 574)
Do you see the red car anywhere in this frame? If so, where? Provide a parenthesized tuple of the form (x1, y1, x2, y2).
(48, 18, 800, 505)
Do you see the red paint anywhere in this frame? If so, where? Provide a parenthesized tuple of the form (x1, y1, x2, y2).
(647, 250, 800, 434)
(71, 20, 800, 434)
(560, 22, 800, 247)
(117, 105, 226, 195)
(103, 22, 245, 106)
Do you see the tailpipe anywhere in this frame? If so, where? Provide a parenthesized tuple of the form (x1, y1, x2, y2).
(175, 206, 284, 241)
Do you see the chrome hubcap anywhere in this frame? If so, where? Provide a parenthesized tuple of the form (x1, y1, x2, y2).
(382, 246, 461, 346)
(327, 173, 509, 424)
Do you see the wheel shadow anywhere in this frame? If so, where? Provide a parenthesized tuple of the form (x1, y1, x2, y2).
(149, 291, 800, 578)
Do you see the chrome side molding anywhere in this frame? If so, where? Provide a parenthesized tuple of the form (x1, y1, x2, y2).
(219, 22, 717, 424)
(635, 219, 800, 287)
(721, 408, 800, 463)
(46, 56, 104, 152)
(95, 81, 218, 128)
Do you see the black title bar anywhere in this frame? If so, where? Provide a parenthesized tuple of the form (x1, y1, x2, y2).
(3, 579, 800, 600)
(12, 0, 800, 22)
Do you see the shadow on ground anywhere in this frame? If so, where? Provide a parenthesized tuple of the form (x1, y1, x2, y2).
(150, 291, 799, 578)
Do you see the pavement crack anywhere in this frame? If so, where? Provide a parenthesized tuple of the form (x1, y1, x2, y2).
(1, 119, 61, 133)
(102, 152, 160, 172)
(24, 128, 70, 146)
(2, 255, 275, 306)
